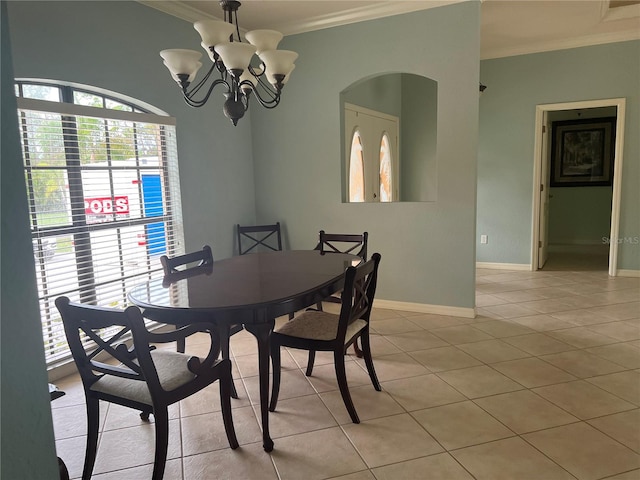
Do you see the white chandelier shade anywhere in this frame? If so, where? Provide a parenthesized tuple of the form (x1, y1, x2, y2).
(160, 49, 203, 79)
(214, 42, 257, 73)
(194, 20, 235, 47)
(259, 50, 298, 75)
(159, 0, 298, 126)
(244, 29, 283, 54)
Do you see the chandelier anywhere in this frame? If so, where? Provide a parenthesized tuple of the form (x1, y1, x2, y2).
(160, 0, 298, 126)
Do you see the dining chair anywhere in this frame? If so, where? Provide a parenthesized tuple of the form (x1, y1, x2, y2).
(316, 230, 368, 260)
(159, 245, 243, 398)
(55, 296, 238, 480)
(158, 245, 215, 354)
(237, 222, 283, 255)
(160, 244, 213, 274)
(269, 253, 382, 424)
(313, 230, 369, 356)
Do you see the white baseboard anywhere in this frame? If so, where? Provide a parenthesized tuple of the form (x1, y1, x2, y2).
(374, 299, 476, 319)
(476, 262, 531, 271)
(617, 269, 640, 278)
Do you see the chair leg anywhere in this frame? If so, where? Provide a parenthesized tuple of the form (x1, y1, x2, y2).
(352, 339, 363, 358)
(305, 350, 316, 376)
(360, 331, 381, 391)
(334, 349, 359, 424)
(269, 340, 281, 412)
(219, 362, 239, 449)
(82, 397, 100, 480)
(151, 407, 169, 480)
(220, 330, 238, 399)
(176, 324, 185, 353)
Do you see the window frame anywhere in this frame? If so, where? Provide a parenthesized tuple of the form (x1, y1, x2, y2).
(16, 80, 184, 369)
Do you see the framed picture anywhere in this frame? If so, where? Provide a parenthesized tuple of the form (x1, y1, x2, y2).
(550, 117, 616, 187)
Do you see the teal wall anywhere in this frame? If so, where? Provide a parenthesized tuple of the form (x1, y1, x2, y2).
(7, 0, 257, 259)
(478, 40, 640, 269)
(341, 74, 402, 116)
(548, 187, 612, 245)
(401, 74, 438, 202)
(1, 3, 59, 477)
(250, 1, 480, 307)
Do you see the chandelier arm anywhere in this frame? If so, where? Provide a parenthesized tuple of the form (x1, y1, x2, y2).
(185, 64, 216, 98)
(247, 63, 264, 78)
(254, 75, 280, 102)
(249, 85, 281, 109)
(245, 64, 279, 104)
(183, 77, 230, 108)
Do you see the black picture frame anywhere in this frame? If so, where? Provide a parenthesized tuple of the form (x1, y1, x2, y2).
(550, 117, 616, 187)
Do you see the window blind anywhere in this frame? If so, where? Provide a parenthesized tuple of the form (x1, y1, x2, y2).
(18, 96, 185, 366)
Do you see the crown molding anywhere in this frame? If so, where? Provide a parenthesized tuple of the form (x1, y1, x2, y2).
(482, 28, 640, 60)
(604, 2, 640, 22)
(270, 1, 463, 36)
(139, 0, 639, 59)
(137, 1, 221, 23)
(137, 1, 464, 35)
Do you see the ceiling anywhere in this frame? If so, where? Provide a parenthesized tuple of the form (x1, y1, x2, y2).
(140, 0, 640, 59)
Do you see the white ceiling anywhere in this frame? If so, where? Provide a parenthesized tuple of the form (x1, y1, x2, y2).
(140, 0, 640, 59)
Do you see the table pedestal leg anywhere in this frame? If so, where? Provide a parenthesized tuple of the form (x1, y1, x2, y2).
(217, 323, 238, 399)
(244, 319, 275, 452)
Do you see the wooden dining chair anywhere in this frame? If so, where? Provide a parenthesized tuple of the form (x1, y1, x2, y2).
(313, 230, 369, 356)
(55, 296, 238, 480)
(160, 244, 213, 274)
(237, 222, 283, 255)
(316, 230, 368, 260)
(159, 245, 215, 353)
(269, 253, 382, 424)
(159, 245, 243, 398)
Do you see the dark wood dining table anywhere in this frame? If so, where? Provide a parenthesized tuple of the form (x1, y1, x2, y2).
(128, 249, 361, 452)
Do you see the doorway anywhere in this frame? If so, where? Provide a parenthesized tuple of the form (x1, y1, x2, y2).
(531, 98, 627, 276)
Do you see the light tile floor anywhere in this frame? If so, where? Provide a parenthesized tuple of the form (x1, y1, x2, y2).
(51, 267, 640, 479)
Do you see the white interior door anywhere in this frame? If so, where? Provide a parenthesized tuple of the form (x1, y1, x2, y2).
(538, 111, 550, 269)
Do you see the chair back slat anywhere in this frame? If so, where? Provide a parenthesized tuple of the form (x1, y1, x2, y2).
(316, 230, 368, 261)
(337, 253, 381, 338)
(160, 245, 213, 275)
(237, 222, 282, 255)
(55, 296, 154, 388)
(83, 326, 140, 372)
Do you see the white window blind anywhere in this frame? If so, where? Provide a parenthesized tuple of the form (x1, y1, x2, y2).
(17, 92, 185, 366)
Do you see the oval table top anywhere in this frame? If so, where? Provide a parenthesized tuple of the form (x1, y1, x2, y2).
(128, 250, 361, 322)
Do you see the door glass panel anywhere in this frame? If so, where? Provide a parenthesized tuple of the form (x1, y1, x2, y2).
(380, 133, 392, 202)
(349, 131, 365, 202)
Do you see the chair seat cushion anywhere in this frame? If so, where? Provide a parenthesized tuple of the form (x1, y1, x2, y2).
(275, 310, 367, 342)
(90, 350, 198, 405)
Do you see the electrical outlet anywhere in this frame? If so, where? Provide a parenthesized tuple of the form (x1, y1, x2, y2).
(480, 235, 488, 244)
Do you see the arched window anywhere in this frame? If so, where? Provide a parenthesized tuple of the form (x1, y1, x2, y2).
(15, 80, 184, 366)
(379, 133, 393, 202)
(349, 130, 365, 202)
